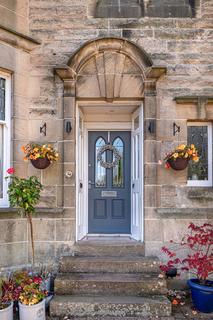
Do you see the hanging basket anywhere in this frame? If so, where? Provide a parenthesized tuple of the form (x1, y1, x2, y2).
(31, 158, 50, 170)
(167, 158, 189, 171)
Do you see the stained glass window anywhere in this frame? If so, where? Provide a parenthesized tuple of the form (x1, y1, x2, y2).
(95, 137, 106, 187)
(187, 124, 212, 184)
(113, 137, 124, 187)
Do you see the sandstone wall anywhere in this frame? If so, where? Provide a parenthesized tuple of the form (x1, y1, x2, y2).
(0, 0, 29, 34)
(0, 0, 213, 267)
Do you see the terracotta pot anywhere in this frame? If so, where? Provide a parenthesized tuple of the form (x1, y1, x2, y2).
(167, 158, 189, 170)
(31, 158, 50, 170)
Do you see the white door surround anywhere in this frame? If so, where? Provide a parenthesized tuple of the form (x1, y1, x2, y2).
(76, 101, 144, 242)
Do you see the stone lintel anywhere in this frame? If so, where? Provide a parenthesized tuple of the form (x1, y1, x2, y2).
(174, 95, 213, 120)
(0, 24, 40, 52)
(174, 96, 213, 104)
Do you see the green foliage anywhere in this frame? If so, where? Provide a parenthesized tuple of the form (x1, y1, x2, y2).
(7, 176, 43, 215)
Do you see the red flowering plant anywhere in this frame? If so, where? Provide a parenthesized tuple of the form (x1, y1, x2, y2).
(160, 223, 213, 285)
(1, 271, 47, 307)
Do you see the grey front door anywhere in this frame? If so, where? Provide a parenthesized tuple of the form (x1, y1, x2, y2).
(88, 131, 131, 234)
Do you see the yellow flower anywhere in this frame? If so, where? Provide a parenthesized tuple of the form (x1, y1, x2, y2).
(191, 144, 195, 149)
(184, 153, 188, 158)
(178, 144, 186, 150)
(193, 156, 199, 162)
(173, 153, 179, 158)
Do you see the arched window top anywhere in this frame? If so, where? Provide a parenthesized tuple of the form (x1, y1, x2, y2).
(96, 137, 105, 148)
(113, 137, 124, 148)
(113, 137, 124, 188)
(95, 137, 106, 188)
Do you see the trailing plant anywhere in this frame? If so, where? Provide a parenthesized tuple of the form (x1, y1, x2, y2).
(6, 168, 43, 264)
(164, 144, 199, 169)
(22, 143, 59, 162)
(160, 223, 213, 285)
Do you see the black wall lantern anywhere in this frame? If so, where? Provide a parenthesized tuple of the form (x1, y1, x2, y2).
(65, 121, 72, 134)
(173, 122, 180, 136)
(148, 120, 155, 134)
(40, 122, 47, 136)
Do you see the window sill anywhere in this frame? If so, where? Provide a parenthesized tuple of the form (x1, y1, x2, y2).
(187, 187, 213, 201)
(156, 207, 213, 219)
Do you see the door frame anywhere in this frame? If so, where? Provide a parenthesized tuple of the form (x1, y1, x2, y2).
(76, 102, 144, 241)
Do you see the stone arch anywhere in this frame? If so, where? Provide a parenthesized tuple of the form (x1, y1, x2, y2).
(55, 37, 166, 100)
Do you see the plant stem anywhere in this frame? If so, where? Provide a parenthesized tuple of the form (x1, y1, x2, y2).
(27, 213, 35, 265)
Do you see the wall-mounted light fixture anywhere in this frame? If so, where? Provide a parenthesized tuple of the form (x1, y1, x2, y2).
(148, 120, 155, 134)
(40, 122, 47, 136)
(65, 121, 72, 134)
(173, 122, 180, 136)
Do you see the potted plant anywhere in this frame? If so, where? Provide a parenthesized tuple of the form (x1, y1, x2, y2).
(164, 144, 199, 170)
(18, 282, 46, 320)
(6, 168, 43, 264)
(160, 222, 213, 313)
(22, 143, 60, 169)
(0, 299, 13, 320)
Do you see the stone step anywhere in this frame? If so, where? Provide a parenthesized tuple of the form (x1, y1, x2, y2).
(72, 239, 145, 257)
(59, 256, 160, 274)
(54, 273, 167, 296)
(50, 295, 172, 318)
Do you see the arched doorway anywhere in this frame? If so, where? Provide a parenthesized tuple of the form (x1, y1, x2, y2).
(55, 37, 166, 241)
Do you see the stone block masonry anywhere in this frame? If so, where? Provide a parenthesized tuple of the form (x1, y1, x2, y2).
(0, 0, 212, 268)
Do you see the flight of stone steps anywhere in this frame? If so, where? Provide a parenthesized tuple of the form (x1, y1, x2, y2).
(50, 239, 171, 319)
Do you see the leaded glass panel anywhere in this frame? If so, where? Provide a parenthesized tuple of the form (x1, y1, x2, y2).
(0, 126, 3, 198)
(95, 137, 106, 187)
(0, 78, 5, 121)
(113, 137, 124, 187)
(187, 126, 208, 181)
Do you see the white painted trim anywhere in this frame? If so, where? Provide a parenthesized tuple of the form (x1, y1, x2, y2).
(187, 122, 212, 187)
(76, 102, 144, 241)
(131, 104, 144, 241)
(0, 72, 11, 207)
(84, 122, 131, 130)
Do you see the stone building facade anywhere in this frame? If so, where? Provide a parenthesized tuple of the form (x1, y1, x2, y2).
(0, 0, 213, 268)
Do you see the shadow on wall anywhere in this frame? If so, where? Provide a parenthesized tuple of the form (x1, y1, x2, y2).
(95, 0, 196, 18)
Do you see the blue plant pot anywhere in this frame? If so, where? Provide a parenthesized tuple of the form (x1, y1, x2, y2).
(187, 279, 213, 313)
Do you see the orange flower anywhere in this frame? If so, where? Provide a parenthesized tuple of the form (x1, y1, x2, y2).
(172, 299, 179, 305)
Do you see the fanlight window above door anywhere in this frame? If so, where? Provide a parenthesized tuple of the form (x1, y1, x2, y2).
(95, 137, 106, 187)
(113, 137, 124, 188)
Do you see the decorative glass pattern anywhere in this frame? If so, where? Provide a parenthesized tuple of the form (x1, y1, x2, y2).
(95, 137, 106, 187)
(0, 78, 5, 121)
(0, 126, 3, 198)
(113, 137, 124, 187)
(188, 126, 208, 181)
